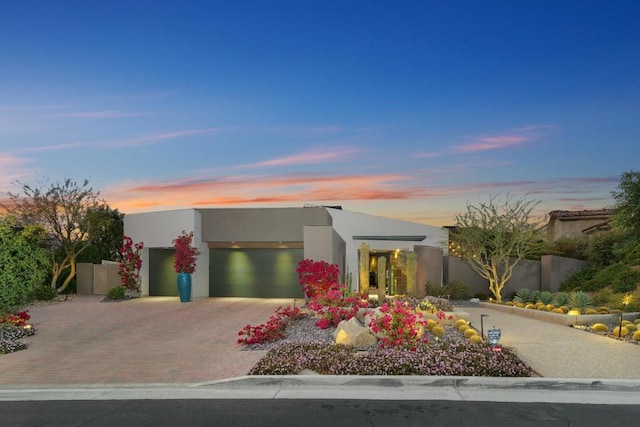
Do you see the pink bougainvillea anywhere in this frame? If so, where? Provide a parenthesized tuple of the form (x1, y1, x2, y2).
(173, 231, 200, 274)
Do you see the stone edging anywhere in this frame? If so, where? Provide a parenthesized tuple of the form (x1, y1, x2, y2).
(478, 302, 639, 326)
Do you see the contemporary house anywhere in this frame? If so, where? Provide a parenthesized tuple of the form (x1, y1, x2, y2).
(123, 206, 448, 300)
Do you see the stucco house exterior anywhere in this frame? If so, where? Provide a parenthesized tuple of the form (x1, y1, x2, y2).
(545, 209, 614, 242)
(123, 206, 447, 300)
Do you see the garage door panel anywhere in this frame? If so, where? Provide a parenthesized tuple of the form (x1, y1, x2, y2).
(210, 248, 304, 298)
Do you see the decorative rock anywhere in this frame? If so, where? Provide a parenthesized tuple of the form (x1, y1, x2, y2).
(333, 317, 378, 347)
(469, 298, 480, 303)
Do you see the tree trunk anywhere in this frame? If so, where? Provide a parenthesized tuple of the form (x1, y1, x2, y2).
(57, 256, 76, 293)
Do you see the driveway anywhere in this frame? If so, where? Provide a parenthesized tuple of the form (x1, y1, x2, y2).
(0, 296, 296, 385)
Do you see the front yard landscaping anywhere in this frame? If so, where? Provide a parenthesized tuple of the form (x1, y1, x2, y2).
(236, 260, 535, 377)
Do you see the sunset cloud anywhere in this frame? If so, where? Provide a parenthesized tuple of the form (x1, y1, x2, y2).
(240, 146, 363, 168)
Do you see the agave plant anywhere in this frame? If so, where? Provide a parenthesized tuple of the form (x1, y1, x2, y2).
(568, 291, 594, 313)
(538, 291, 554, 305)
(515, 288, 533, 303)
(554, 292, 569, 306)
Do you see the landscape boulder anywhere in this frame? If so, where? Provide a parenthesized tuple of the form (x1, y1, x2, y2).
(333, 317, 378, 347)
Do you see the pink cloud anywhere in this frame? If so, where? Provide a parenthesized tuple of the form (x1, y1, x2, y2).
(239, 146, 363, 168)
(452, 135, 528, 153)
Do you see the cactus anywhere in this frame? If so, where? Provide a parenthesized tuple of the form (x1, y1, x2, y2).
(633, 330, 640, 341)
(558, 306, 569, 313)
(525, 303, 536, 310)
(622, 320, 633, 327)
(431, 325, 445, 338)
(514, 302, 525, 308)
(458, 324, 470, 333)
(469, 335, 483, 344)
(552, 308, 565, 314)
(463, 328, 477, 338)
(613, 326, 629, 337)
(635, 319, 640, 325)
(591, 323, 609, 333)
(625, 324, 637, 332)
(545, 304, 555, 311)
(454, 319, 468, 329)
(584, 308, 599, 315)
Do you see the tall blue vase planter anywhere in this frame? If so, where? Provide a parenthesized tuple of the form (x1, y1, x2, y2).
(177, 272, 191, 303)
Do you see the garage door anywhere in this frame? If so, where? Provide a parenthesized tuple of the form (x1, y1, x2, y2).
(209, 248, 305, 298)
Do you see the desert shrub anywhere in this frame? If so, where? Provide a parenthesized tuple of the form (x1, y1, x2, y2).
(547, 237, 589, 260)
(554, 292, 569, 306)
(591, 323, 609, 333)
(568, 291, 594, 312)
(530, 291, 541, 304)
(107, 286, 125, 300)
(560, 265, 598, 291)
(586, 229, 626, 267)
(515, 288, 533, 303)
(463, 328, 477, 338)
(425, 280, 472, 300)
(590, 263, 640, 293)
(32, 286, 57, 301)
(538, 291, 554, 305)
(613, 326, 629, 337)
(633, 330, 640, 341)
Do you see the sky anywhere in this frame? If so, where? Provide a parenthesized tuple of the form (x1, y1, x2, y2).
(1, 1, 638, 226)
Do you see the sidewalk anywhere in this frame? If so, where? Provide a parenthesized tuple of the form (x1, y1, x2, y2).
(463, 304, 640, 379)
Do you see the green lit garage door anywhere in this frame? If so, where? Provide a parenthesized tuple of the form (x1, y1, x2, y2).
(209, 248, 305, 298)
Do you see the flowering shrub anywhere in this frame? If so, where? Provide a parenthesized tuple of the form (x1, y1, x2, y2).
(248, 341, 534, 377)
(117, 236, 144, 292)
(237, 306, 304, 345)
(173, 231, 201, 273)
(0, 310, 35, 354)
(368, 300, 429, 349)
(308, 286, 369, 329)
(296, 259, 340, 299)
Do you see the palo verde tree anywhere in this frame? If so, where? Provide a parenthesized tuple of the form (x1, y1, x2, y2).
(7, 178, 108, 293)
(453, 194, 546, 303)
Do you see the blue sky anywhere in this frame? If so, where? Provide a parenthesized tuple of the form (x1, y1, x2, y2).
(1, 1, 638, 225)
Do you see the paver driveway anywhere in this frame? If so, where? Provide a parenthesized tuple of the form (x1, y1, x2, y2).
(0, 296, 296, 385)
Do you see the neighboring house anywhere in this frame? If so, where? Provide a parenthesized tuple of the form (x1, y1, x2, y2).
(545, 209, 614, 242)
(123, 206, 448, 300)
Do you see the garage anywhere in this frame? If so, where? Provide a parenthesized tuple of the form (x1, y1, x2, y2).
(209, 247, 305, 298)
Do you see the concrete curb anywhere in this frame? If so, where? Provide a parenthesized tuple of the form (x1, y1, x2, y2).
(2, 376, 639, 404)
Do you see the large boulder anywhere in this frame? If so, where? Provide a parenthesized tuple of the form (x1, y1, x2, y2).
(333, 317, 378, 347)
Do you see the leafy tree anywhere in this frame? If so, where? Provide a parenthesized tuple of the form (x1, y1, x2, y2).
(612, 170, 640, 238)
(76, 206, 124, 264)
(453, 195, 546, 303)
(7, 178, 108, 293)
(0, 215, 51, 312)
(611, 170, 640, 264)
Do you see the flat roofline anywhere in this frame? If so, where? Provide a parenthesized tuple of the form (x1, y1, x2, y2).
(352, 235, 427, 242)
